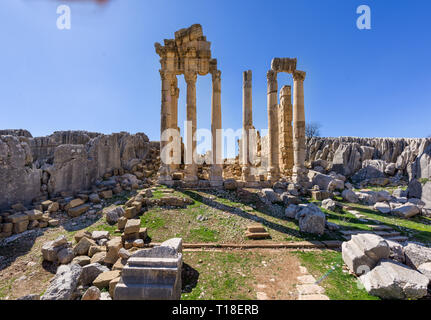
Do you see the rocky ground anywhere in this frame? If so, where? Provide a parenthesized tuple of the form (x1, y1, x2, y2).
(1, 179, 430, 300)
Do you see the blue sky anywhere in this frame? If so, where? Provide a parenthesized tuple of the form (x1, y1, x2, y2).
(1, 0, 430, 140)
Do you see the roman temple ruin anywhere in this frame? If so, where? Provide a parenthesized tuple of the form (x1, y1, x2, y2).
(155, 25, 309, 188)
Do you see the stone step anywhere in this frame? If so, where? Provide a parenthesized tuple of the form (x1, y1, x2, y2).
(368, 225, 393, 231)
(115, 282, 177, 300)
(247, 225, 266, 233)
(128, 257, 179, 268)
(121, 266, 178, 285)
(245, 232, 271, 240)
(374, 231, 401, 238)
(385, 236, 409, 243)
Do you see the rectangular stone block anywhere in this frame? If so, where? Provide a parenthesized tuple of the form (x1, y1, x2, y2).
(13, 220, 29, 233)
(68, 204, 90, 217)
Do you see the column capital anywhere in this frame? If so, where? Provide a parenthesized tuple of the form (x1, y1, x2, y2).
(211, 69, 221, 82)
(266, 70, 277, 82)
(184, 72, 197, 84)
(293, 70, 306, 81)
(280, 85, 291, 98)
(243, 70, 252, 88)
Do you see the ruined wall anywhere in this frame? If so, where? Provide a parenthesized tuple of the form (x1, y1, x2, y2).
(306, 137, 431, 180)
(0, 130, 155, 209)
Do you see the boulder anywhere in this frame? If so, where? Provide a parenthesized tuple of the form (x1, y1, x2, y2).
(73, 237, 96, 256)
(391, 204, 420, 219)
(41, 264, 82, 300)
(421, 181, 431, 215)
(377, 190, 392, 202)
(105, 206, 125, 225)
(81, 286, 101, 300)
(385, 163, 396, 176)
(374, 202, 391, 214)
(408, 179, 422, 199)
(321, 198, 337, 211)
(386, 239, 405, 263)
(417, 262, 431, 281)
(93, 270, 121, 289)
(359, 260, 429, 300)
(57, 247, 75, 265)
(296, 204, 326, 235)
(351, 160, 387, 184)
(91, 231, 110, 241)
(356, 191, 378, 206)
(403, 242, 431, 269)
(79, 263, 110, 286)
(124, 219, 140, 235)
(393, 188, 408, 198)
(223, 179, 237, 190)
(285, 204, 300, 219)
(342, 234, 390, 275)
(41, 235, 69, 262)
(342, 189, 359, 203)
(261, 188, 280, 204)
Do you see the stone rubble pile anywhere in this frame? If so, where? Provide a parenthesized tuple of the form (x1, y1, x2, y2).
(342, 233, 431, 299)
(38, 221, 183, 300)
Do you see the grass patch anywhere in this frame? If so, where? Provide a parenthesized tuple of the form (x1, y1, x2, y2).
(189, 226, 219, 242)
(181, 251, 260, 300)
(294, 250, 378, 300)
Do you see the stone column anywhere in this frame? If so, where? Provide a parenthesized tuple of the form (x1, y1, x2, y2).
(158, 70, 172, 183)
(241, 70, 254, 182)
(210, 70, 223, 186)
(184, 72, 198, 182)
(278, 85, 294, 176)
(292, 70, 307, 184)
(168, 74, 180, 171)
(267, 70, 280, 181)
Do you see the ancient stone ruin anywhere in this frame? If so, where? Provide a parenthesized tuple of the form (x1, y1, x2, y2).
(154, 24, 309, 189)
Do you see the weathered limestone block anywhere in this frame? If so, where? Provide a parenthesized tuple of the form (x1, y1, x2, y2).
(73, 237, 96, 256)
(105, 206, 125, 225)
(79, 263, 110, 286)
(41, 264, 82, 300)
(403, 242, 431, 269)
(81, 286, 101, 300)
(392, 204, 420, 219)
(41, 235, 69, 262)
(342, 234, 390, 275)
(296, 204, 326, 235)
(342, 189, 359, 203)
(93, 270, 121, 289)
(359, 260, 429, 300)
(114, 240, 183, 300)
(104, 237, 123, 265)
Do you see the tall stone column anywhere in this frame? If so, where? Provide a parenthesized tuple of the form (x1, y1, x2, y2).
(241, 70, 254, 182)
(210, 70, 223, 186)
(158, 70, 172, 183)
(168, 74, 180, 171)
(267, 70, 280, 181)
(184, 72, 198, 182)
(292, 70, 307, 184)
(278, 85, 294, 176)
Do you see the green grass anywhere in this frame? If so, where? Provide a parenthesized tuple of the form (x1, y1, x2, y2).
(419, 178, 430, 185)
(140, 208, 167, 230)
(294, 250, 379, 300)
(189, 226, 219, 242)
(181, 251, 260, 300)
